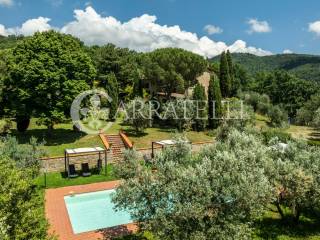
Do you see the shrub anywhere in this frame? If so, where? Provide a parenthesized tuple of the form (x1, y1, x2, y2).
(268, 105, 288, 128)
(308, 140, 320, 146)
(0, 136, 45, 176)
(261, 129, 292, 144)
(239, 91, 271, 114)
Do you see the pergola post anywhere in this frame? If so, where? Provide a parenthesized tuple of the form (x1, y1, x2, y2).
(64, 150, 67, 174)
(64, 147, 107, 178)
(152, 142, 154, 158)
(67, 152, 70, 179)
(105, 149, 107, 176)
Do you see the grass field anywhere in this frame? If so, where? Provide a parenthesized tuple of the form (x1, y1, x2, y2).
(8, 114, 319, 157)
(11, 118, 213, 156)
(254, 206, 320, 240)
(35, 165, 117, 188)
(254, 113, 320, 145)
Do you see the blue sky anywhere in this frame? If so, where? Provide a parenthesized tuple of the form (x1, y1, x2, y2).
(1, 0, 320, 56)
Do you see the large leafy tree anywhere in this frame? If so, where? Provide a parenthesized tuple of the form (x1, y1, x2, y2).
(252, 70, 317, 117)
(208, 74, 222, 129)
(0, 49, 10, 116)
(113, 130, 273, 240)
(147, 48, 207, 98)
(219, 51, 232, 98)
(192, 83, 207, 131)
(89, 44, 143, 100)
(296, 93, 320, 126)
(4, 31, 96, 131)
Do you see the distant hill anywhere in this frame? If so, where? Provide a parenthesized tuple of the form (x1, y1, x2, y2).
(211, 53, 320, 82)
(0, 35, 23, 50)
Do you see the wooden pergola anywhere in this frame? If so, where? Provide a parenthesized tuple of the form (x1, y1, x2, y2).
(64, 147, 107, 178)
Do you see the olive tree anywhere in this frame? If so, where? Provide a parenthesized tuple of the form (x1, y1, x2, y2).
(162, 99, 195, 132)
(0, 137, 49, 240)
(312, 108, 320, 128)
(267, 105, 288, 128)
(124, 97, 152, 135)
(113, 130, 273, 240)
(268, 138, 320, 222)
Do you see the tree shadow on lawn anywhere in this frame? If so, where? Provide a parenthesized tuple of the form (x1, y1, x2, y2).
(254, 215, 320, 239)
(11, 128, 86, 146)
(123, 129, 148, 138)
(308, 129, 320, 141)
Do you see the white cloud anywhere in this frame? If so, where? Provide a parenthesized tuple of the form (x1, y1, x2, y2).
(0, 24, 9, 36)
(61, 7, 272, 57)
(0, 0, 13, 7)
(0, 7, 272, 57)
(283, 49, 293, 54)
(308, 21, 320, 36)
(1, 17, 52, 36)
(227, 40, 271, 56)
(247, 18, 272, 34)
(203, 24, 223, 35)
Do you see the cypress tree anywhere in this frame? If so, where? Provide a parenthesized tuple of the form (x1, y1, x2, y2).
(208, 74, 222, 129)
(192, 83, 207, 131)
(106, 73, 119, 120)
(133, 78, 144, 98)
(219, 51, 231, 98)
(226, 50, 235, 95)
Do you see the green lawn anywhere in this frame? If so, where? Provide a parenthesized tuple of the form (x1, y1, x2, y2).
(11, 119, 103, 157)
(254, 206, 320, 239)
(35, 165, 117, 189)
(254, 113, 320, 145)
(11, 118, 213, 156)
(123, 126, 213, 149)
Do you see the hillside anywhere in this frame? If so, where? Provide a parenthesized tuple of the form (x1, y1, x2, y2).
(211, 53, 320, 82)
(0, 35, 24, 50)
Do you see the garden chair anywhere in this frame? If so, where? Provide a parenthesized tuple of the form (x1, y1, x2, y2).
(68, 164, 78, 178)
(81, 163, 91, 177)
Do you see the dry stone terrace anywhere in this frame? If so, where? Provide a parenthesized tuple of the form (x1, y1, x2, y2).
(40, 141, 213, 172)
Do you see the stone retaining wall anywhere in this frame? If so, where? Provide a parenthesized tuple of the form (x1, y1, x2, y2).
(41, 141, 213, 172)
(41, 151, 112, 173)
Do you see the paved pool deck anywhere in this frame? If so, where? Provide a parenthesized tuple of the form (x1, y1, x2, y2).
(45, 181, 137, 240)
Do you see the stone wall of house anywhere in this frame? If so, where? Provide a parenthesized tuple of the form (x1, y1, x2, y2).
(40, 141, 213, 173)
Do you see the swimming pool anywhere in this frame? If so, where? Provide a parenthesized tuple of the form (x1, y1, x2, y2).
(64, 189, 132, 234)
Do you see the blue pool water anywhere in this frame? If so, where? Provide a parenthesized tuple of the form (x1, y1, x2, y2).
(64, 189, 132, 234)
